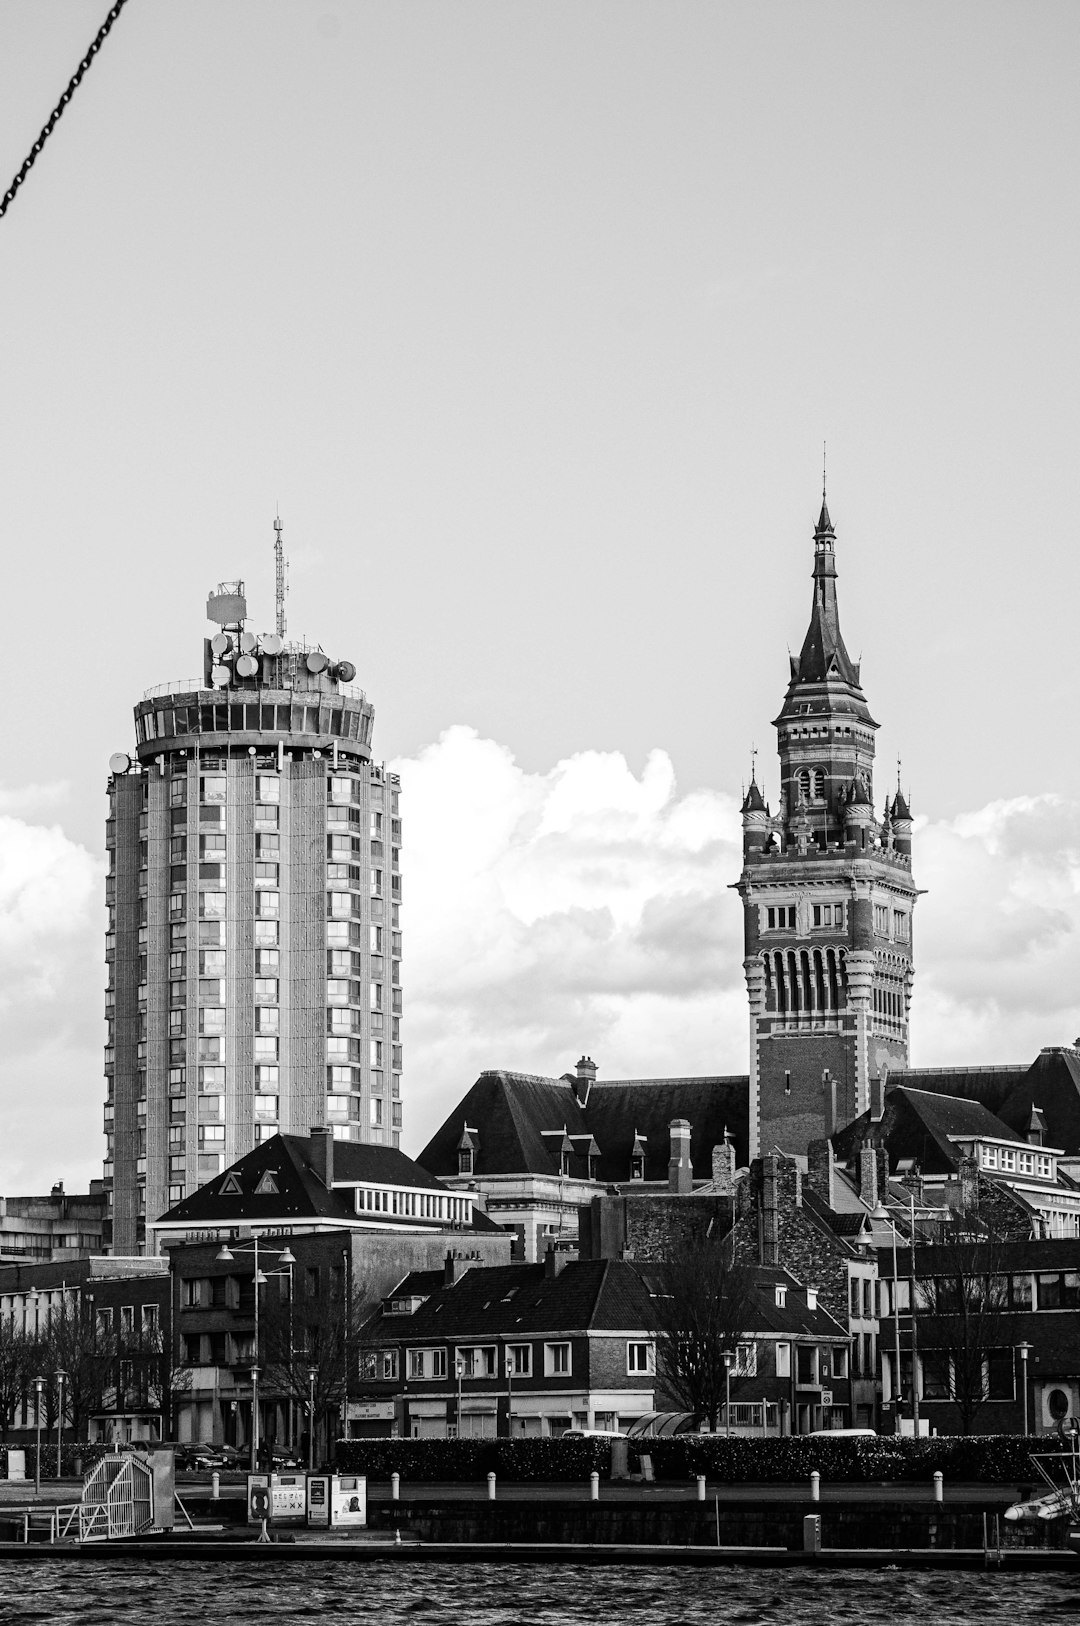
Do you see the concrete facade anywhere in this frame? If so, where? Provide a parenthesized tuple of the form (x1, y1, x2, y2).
(105, 572, 403, 1253)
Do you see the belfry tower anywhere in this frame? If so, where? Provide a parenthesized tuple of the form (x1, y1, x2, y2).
(734, 497, 919, 1159)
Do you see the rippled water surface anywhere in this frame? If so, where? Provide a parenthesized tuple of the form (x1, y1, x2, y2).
(1, 1561, 1078, 1626)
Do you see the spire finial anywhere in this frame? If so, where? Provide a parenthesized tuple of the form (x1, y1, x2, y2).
(273, 512, 288, 639)
(750, 741, 758, 783)
(823, 439, 827, 504)
(897, 753, 902, 792)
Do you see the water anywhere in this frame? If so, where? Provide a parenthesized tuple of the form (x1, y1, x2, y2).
(0, 1562, 1077, 1626)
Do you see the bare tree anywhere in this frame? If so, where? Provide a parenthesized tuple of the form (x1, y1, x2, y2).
(0, 1318, 43, 1441)
(648, 1230, 757, 1430)
(916, 1221, 1010, 1435)
(259, 1266, 377, 1464)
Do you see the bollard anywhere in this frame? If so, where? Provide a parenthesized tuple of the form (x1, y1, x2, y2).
(391, 1472, 400, 1502)
(803, 1513, 822, 1553)
(810, 1471, 820, 1503)
(487, 1472, 497, 1502)
(394, 1529, 401, 1545)
(933, 1470, 943, 1504)
(590, 1471, 599, 1502)
(696, 1474, 706, 1502)
(211, 1471, 220, 1502)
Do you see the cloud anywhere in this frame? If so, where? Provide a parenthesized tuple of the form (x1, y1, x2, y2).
(392, 726, 747, 1147)
(4, 738, 1080, 1191)
(0, 816, 104, 1189)
(391, 734, 1080, 1154)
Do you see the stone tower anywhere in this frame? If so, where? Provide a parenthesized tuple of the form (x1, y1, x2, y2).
(734, 497, 918, 1159)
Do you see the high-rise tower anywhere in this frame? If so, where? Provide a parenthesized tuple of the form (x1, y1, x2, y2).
(104, 547, 402, 1253)
(734, 497, 918, 1159)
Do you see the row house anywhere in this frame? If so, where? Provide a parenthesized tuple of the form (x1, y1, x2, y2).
(356, 1254, 660, 1439)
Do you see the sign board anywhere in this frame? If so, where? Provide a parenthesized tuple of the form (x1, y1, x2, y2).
(307, 1474, 330, 1526)
(269, 1473, 307, 1522)
(331, 1474, 367, 1528)
(5, 1450, 25, 1482)
(820, 1390, 833, 1408)
(347, 1401, 395, 1422)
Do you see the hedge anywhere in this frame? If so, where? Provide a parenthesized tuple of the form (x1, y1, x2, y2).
(0, 1443, 112, 1480)
(335, 1433, 1049, 1485)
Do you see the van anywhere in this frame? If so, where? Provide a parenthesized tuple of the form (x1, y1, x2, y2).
(560, 1428, 626, 1440)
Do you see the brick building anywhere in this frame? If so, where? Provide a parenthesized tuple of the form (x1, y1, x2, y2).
(355, 1254, 660, 1439)
(733, 496, 918, 1159)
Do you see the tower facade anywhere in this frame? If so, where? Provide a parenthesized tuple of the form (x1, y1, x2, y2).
(735, 499, 918, 1159)
(104, 569, 402, 1253)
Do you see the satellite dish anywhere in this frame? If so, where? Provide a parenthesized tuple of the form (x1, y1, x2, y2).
(306, 651, 328, 674)
(335, 661, 356, 683)
(235, 654, 259, 678)
(239, 630, 257, 654)
(261, 633, 283, 656)
(211, 664, 231, 687)
(109, 752, 131, 775)
(210, 632, 231, 657)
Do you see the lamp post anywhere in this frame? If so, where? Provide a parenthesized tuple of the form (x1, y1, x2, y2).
(1017, 1342, 1032, 1436)
(308, 1367, 318, 1471)
(54, 1370, 68, 1479)
(217, 1237, 296, 1470)
(33, 1376, 44, 1496)
(455, 1354, 464, 1440)
(723, 1350, 733, 1437)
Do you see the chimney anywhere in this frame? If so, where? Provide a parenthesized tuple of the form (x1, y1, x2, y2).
(711, 1132, 736, 1197)
(806, 1138, 837, 1209)
(668, 1120, 693, 1194)
(544, 1243, 565, 1279)
(760, 1155, 780, 1265)
(823, 1071, 837, 1138)
(573, 1055, 597, 1106)
(444, 1251, 458, 1287)
(858, 1143, 878, 1211)
(958, 1152, 978, 1212)
(871, 1071, 887, 1124)
(309, 1125, 334, 1189)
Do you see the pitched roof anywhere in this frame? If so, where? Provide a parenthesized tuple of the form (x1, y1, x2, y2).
(999, 1048, 1080, 1156)
(832, 1085, 1024, 1177)
(417, 1069, 750, 1183)
(156, 1133, 501, 1231)
(369, 1258, 656, 1342)
(889, 1066, 1028, 1117)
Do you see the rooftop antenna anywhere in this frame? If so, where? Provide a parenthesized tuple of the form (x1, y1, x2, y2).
(822, 440, 827, 502)
(273, 512, 288, 639)
(750, 741, 758, 782)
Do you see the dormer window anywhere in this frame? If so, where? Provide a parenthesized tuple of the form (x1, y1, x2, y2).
(806, 1287, 818, 1311)
(560, 1149, 572, 1177)
(630, 1155, 644, 1181)
(456, 1125, 478, 1178)
(775, 1285, 787, 1309)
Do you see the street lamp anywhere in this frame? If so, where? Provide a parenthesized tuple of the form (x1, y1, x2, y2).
(33, 1376, 44, 1496)
(1016, 1342, 1032, 1436)
(723, 1350, 733, 1437)
(308, 1367, 318, 1471)
(873, 1203, 906, 1431)
(54, 1370, 68, 1479)
(217, 1237, 297, 1470)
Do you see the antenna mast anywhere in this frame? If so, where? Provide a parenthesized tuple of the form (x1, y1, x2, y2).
(273, 514, 288, 638)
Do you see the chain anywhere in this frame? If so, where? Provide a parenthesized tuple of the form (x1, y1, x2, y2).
(0, 0, 135, 223)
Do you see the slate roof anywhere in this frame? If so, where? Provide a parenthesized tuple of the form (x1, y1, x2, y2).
(999, 1049, 1080, 1156)
(418, 1069, 750, 1184)
(368, 1258, 656, 1343)
(156, 1133, 501, 1231)
(832, 1086, 1025, 1177)
(640, 1260, 848, 1339)
(889, 1066, 1029, 1118)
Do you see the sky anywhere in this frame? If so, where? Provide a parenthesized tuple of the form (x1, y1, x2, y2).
(0, 1, 1078, 1190)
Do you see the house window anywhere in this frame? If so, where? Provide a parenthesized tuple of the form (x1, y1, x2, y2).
(458, 1147, 474, 1176)
(626, 1342, 655, 1376)
(796, 1345, 817, 1385)
(893, 910, 909, 941)
(831, 1346, 848, 1379)
(507, 1344, 532, 1377)
(459, 1346, 497, 1378)
(545, 1343, 572, 1377)
(874, 904, 889, 933)
(921, 1350, 951, 1399)
(733, 1341, 757, 1377)
(775, 1342, 791, 1378)
(765, 906, 797, 931)
(986, 1348, 1014, 1400)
